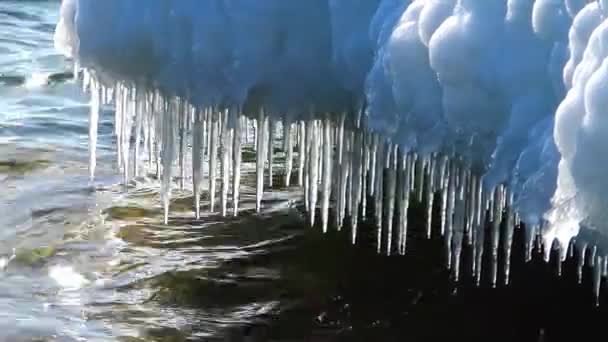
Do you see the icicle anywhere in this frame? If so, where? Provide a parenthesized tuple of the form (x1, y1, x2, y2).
(369, 135, 378, 196)
(489, 186, 504, 288)
(467, 175, 478, 246)
(161, 100, 177, 225)
(298, 121, 306, 187)
(452, 179, 466, 282)
(284, 121, 293, 187)
(398, 153, 411, 255)
(474, 195, 487, 286)
(337, 131, 350, 230)
(209, 110, 219, 213)
(304, 120, 313, 213)
(577, 242, 588, 284)
(337, 113, 346, 164)
(154, 93, 162, 179)
(143, 99, 151, 167)
(120, 87, 134, 185)
(361, 133, 370, 216)
(256, 110, 266, 212)
(593, 255, 603, 306)
(114, 85, 124, 170)
(440, 162, 449, 236)
(525, 224, 538, 262)
(232, 112, 242, 216)
(375, 139, 385, 253)
(350, 130, 363, 244)
(425, 156, 434, 239)
(590, 245, 597, 267)
(415, 155, 425, 203)
(221, 109, 233, 217)
(267, 119, 274, 188)
(385, 145, 397, 255)
(321, 117, 332, 233)
(88, 76, 101, 181)
(445, 162, 456, 269)
(502, 191, 515, 285)
(346, 131, 354, 218)
(178, 102, 186, 190)
(309, 120, 320, 227)
(192, 109, 204, 219)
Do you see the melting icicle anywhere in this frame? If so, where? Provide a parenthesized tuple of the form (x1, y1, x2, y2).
(284, 121, 293, 187)
(368, 135, 378, 197)
(256, 110, 266, 213)
(452, 180, 466, 282)
(415, 155, 425, 203)
(502, 191, 515, 285)
(178, 103, 186, 190)
(489, 186, 504, 288)
(232, 112, 242, 216)
(267, 119, 274, 188)
(209, 111, 219, 212)
(192, 109, 204, 219)
(321, 118, 332, 233)
(298, 121, 306, 187)
(593, 255, 603, 306)
(361, 133, 370, 216)
(221, 110, 233, 217)
(350, 130, 363, 244)
(385, 145, 397, 255)
(425, 155, 434, 239)
(375, 139, 385, 253)
(337, 131, 350, 230)
(161, 100, 177, 225)
(445, 162, 456, 269)
(577, 242, 588, 284)
(88, 75, 101, 181)
(398, 153, 411, 255)
(309, 120, 320, 227)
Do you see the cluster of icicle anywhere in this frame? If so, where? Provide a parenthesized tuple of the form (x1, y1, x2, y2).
(82, 67, 606, 304)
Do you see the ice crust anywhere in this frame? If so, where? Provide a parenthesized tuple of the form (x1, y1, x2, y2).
(56, 0, 608, 290)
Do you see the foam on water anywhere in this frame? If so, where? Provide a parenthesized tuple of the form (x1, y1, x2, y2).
(54, 0, 608, 300)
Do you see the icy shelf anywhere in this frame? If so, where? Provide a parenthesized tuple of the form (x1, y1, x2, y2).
(56, 0, 608, 302)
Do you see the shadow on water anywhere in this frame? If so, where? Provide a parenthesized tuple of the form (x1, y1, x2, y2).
(100, 180, 608, 342)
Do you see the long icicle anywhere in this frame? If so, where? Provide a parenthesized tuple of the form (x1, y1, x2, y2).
(350, 130, 363, 244)
(375, 138, 385, 253)
(88, 75, 101, 181)
(284, 120, 293, 187)
(178, 102, 186, 190)
(267, 119, 274, 188)
(221, 109, 232, 217)
(385, 144, 397, 255)
(192, 108, 204, 219)
(256, 109, 266, 212)
(232, 111, 242, 216)
(209, 110, 219, 212)
(309, 120, 320, 227)
(321, 117, 332, 233)
(161, 98, 177, 224)
(298, 121, 306, 187)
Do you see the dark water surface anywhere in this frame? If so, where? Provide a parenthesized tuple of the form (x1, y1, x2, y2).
(1, 1, 607, 342)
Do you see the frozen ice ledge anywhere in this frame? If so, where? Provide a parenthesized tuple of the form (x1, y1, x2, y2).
(56, 0, 608, 301)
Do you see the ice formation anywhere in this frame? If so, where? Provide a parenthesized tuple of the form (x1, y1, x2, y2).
(55, 0, 608, 299)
